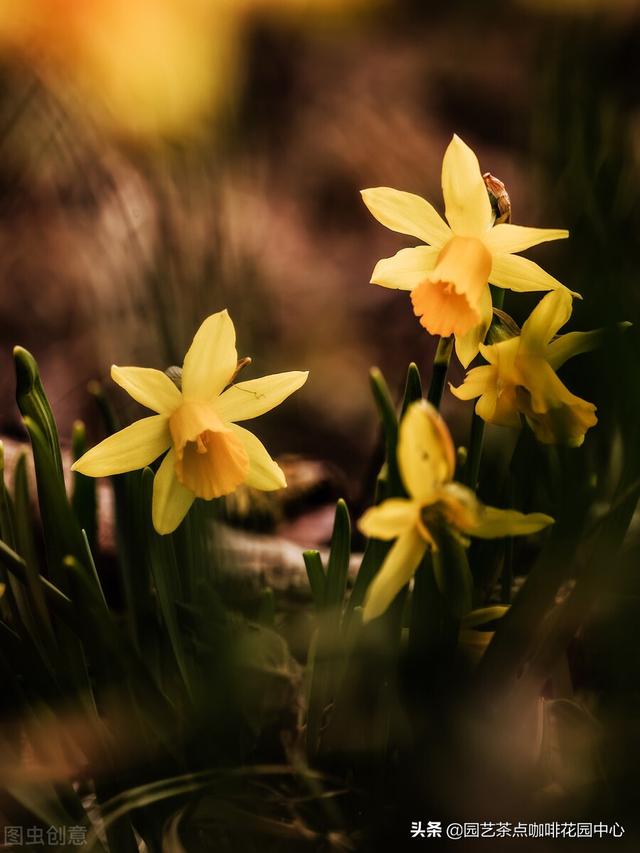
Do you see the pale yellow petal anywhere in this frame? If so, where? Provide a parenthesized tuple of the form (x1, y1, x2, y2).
(152, 449, 195, 535)
(449, 365, 495, 401)
(215, 371, 308, 423)
(398, 400, 456, 501)
(441, 134, 493, 236)
(362, 528, 427, 623)
(483, 223, 569, 254)
(490, 253, 578, 296)
(71, 415, 170, 477)
(517, 356, 595, 416)
(519, 289, 573, 353)
(474, 386, 520, 429)
(515, 358, 598, 446)
(358, 498, 419, 541)
(111, 365, 182, 414)
(546, 327, 626, 371)
(475, 388, 498, 423)
(370, 246, 440, 290)
(453, 285, 493, 367)
(525, 405, 597, 448)
(467, 505, 554, 538)
(360, 187, 451, 247)
(182, 310, 237, 401)
(227, 423, 286, 491)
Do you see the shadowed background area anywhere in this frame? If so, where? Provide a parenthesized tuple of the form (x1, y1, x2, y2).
(0, 0, 638, 499)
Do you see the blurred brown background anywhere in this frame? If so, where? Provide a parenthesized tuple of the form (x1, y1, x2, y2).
(0, 0, 638, 498)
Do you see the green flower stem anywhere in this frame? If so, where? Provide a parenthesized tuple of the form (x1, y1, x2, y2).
(409, 337, 455, 656)
(462, 413, 486, 490)
(427, 335, 454, 409)
(462, 285, 505, 489)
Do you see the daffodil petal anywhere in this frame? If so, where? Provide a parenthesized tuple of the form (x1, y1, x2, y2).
(370, 245, 440, 290)
(360, 187, 451, 247)
(215, 371, 308, 423)
(483, 223, 569, 254)
(227, 423, 285, 491)
(490, 253, 578, 296)
(362, 528, 427, 623)
(398, 400, 456, 502)
(449, 365, 496, 401)
(454, 285, 493, 367)
(71, 415, 170, 477)
(546, 328, 611, 371)
(517, 356, 589, 415)
(520, 289, 573, 353)
(182, 310, 237, 401)
(474, 387, 521, 429)
(441, 134, 493, 236)
(152, 449, 195, 535)
(468, 505, 554, 539)
(358, 498, 419, 541)
(516, 358, 597, 446)
(111, 365, 182, 414)
(475, 389, 498, 423)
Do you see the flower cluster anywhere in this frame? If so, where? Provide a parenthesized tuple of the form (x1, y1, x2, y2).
(72, 133, 622, 633)
(361, 134, 603, 447)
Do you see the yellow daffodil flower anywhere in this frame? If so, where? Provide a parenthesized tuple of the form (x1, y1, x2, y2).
(72, 310, 308, 534)
(358, 400, 553, 622)
(450, 289, 598, 447)
(361, 134, 574, 367)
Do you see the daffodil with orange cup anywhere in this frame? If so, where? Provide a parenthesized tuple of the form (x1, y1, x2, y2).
(361, 135, 575, 366)
(73, 310, 308, 534)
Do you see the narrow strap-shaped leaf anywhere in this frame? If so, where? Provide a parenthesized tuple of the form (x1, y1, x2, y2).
(14, 347, 64, 480)
(63, 554, 183, 765)
(303, 550, 326, 610)
(22, 417, 85, 590)
(71, 421, 98, 552)
(324, 499, 351, 615)
(369, 368, 402, 495)
(0, 540, 73, 622)
(142, 467, 195, 701)
(13, 451, 55, 644)
(400, 362, 423, 416)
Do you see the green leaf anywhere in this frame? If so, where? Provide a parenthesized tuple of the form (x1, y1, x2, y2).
(400, 362, 423, 416)
(142, 468, 194, 701)
(347, 473, 389, 616)
(303, 550, 325, 610)
(324, 499, 351, 614)
(462, 606, 509, 629)
(0, 540, 73, 624)
(13, 451, 54, 644)
(22, 417, 85, 591)
(14, 347, 64, 480)
(71, 421, 98, 551)
(369, 368, 402, 495)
